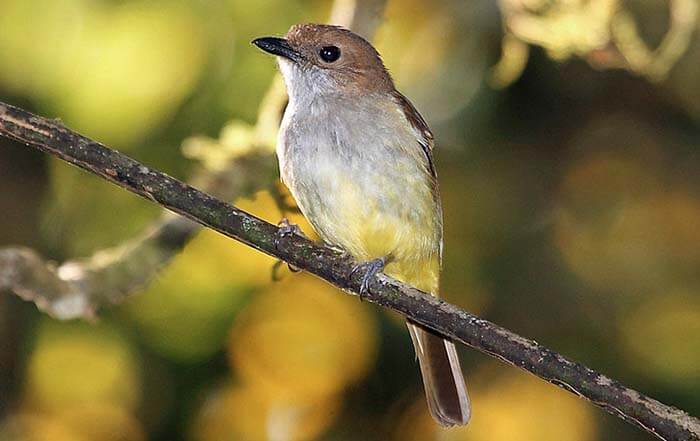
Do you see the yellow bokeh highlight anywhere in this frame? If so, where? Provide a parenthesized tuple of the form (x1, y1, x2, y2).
(505, 0, 615, 61)
(122, 226, 255, 361)
(0, 413, 88, 441)
(620, 291, 700, 384)
(14, 321, 145, 441)
(395, 365, 597, 441)
(123, 190, 312, 361)
(24, 320, 140, 413)
(191, 382, 340, 441)
(0, 0, 90, 97)
(0, 0, 206, 146)
(58, 2, 206, 146)
(55, 404, 146, 441)
(230, 273, 378, 402)
(0, 406, 145, 441)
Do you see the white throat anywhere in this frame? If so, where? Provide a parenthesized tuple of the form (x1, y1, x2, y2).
(277, 58, 339, 107)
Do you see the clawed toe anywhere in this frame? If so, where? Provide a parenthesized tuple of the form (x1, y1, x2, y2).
(350, 257, 386, 299)
(277, 217, 303, 237)
(275, 218, 305, 249)
(273, 218, 305, 276)
(271, 259, 300, 281)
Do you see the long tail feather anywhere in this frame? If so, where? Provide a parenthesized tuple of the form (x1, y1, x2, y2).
(407, 322, 471, 426)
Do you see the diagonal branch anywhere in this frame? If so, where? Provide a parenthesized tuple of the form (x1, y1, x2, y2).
(0, 0, 386, 320)
(1, 103, 699, 441)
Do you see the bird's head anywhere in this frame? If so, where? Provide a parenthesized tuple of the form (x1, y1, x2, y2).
(253, 23, 394, 99)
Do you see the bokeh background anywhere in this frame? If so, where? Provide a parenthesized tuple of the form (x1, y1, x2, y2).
(0, 0, 699, 440)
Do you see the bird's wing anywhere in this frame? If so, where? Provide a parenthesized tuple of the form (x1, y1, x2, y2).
(392, 91, 436, 178)
(392, 91, 443, 262)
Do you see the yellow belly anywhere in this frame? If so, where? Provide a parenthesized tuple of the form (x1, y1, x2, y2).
(290, 169, 442, 295)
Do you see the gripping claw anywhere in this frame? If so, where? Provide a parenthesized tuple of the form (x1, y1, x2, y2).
(350, 257, 386, 299)
(274, 218, 306, 274)
(275, 218, 305, 249)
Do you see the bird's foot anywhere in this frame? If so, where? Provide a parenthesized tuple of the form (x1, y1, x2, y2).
(350, 257, 387, 300)
(275, 218, 306, 248)
(274, 218, 306, 274)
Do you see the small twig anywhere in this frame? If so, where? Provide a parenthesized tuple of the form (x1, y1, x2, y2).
(1, 102, 698, 441)
(0, 157, 275, 319)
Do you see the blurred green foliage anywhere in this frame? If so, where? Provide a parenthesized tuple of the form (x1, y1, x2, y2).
(0, 0, 699, 440)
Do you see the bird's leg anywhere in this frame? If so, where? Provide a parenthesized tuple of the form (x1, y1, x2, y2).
(275, 218, 307, 247)
(350, 256, 387, 300)
(274, 218, 307, 274)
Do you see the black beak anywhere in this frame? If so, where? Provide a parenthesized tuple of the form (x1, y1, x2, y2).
(252, 37, 301, 62)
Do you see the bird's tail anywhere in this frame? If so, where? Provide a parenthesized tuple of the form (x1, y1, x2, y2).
(386, 257, 470, 426)
(407, 322, 471, 426)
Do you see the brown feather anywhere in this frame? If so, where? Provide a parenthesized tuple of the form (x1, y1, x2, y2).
(407, 323, 471, 426)
(392, 91, 437, 178)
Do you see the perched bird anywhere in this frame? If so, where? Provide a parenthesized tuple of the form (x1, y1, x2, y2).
(253, 23, 470, 426)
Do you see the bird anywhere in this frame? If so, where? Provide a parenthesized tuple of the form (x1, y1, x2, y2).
(252, 23, 470, 427)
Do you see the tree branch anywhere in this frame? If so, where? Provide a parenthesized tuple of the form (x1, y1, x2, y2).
(0, 0, 386, 319)
(1, 103, 698, 441)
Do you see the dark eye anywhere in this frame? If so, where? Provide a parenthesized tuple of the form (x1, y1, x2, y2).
(319, 45, 341, 63)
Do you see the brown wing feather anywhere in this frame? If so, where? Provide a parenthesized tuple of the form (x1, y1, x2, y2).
(392, 91, 436, 177)
(392, 90, 443, 261)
